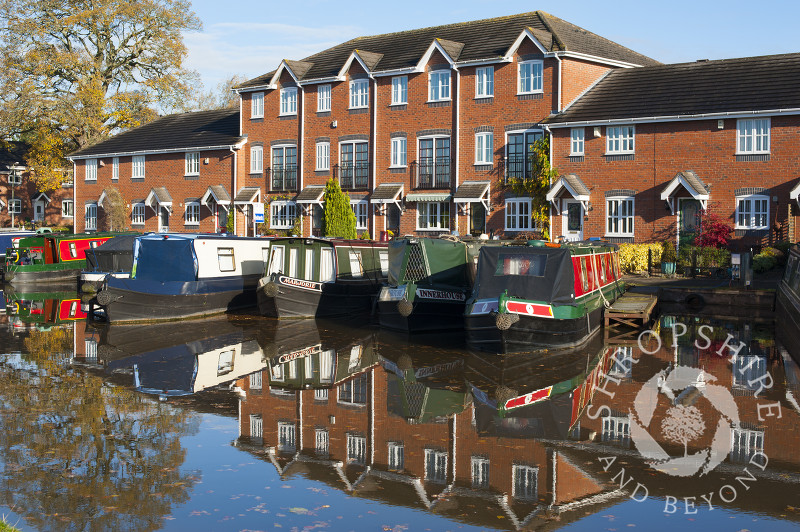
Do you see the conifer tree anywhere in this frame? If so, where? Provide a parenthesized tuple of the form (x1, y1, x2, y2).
(322, 178, 356, 239)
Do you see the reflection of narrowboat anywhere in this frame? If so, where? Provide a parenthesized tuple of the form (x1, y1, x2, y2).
(377, 236, 501, 333)
(777, 244, 800, 364)
(81, 234, 139, 290)
(95, 233, 270, 323)
(4, 232, 131, 284)
(257, 237, 388, 319)
(4, 285, 85, 325)
(465, 241, 624, 352)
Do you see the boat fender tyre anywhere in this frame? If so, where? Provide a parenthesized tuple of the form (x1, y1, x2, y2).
(495, 385, 518, 404)
(261, 281, 278, 298)
(684, 293, 705, 311)
(96, 289, 119, 306)
(495, 312, 520, 330)
(397, 299, 413, 317)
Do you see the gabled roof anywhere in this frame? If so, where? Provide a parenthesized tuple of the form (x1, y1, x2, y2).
(0, 141, 30, 172)
(545, 53, 800, 125)
(69, 109, 244, 158)
(237, 11, 658, 89)
(201, 185, 231, 206)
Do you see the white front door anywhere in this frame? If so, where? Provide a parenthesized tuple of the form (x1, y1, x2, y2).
(34, 200, 45, 222)
(561, 199, 584, 241)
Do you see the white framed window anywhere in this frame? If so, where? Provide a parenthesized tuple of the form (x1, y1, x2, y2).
(131, 203, 145, 225)
(280, 87, 297, 115)
(250, 145, 263, 173)
(131, 155, 145, 178)
(505, 197, 531, 231)
(278, 422, 296, 452)
(730, 427, 764, 464)
(249, 415, 263, 440)
(391, 137, 407, 167)
(8, 199, 21, 214)
(185, 202, 200, 225)
(475, 132, 493, 164)
(270, 201, 296, 229)
(112, 157, 119, 180)
(518, 60, 543, 94)
(475, 66, 494, 98)
(602, 415, 631, 447)
(349, 79, 369, 109)
(251, 92, 264, 118)
(7, 169, 21, 185)
(85, 159, 97, 181)
(347, 434, 367, 465)
(606, 126, 635, 154)
(314, 388, 329, 401)
(351, 200, 368, 230)
(317, 84, 331, 112)
(471, 457, 490, 489)
(315, 429, 329, 456)
(217, 247, 235, 272)
(737, 118, 770, 154)
(388, 442, 404, 471)
(606, 197, 635, 237)
(391, 76, 408, 105)
(316, 142, 330, 171)
(570, 128, 585, 155)
(424, 449, 448, 483)
(185, 152, 200, 175)
(61, 200, 74, 218)
(338, 374, 368, 405)
(736, 194, 769, 230)
(249, 372, 262, 390)
(84, 339, 98, 361)
(417, 202, 450, 230)
(85, 203, 97, 230)
(512, 465, 538, 500)
(429, 70, 450, 101)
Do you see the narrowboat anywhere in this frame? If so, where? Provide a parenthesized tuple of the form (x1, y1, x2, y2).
(80, 233, 139, 291)
(0, 229, 35, 278)
(94, 233, 271, 323)
(776, 244, 800, 364)
(4, 284, 86, 326)
(377, 236, 503, 333)
(465, 240, 624, 353)
(4, 231, 129, 284)
(256, 237, 388, 319)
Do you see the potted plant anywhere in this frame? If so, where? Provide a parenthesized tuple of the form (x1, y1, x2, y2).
(661, 241, 677, 276)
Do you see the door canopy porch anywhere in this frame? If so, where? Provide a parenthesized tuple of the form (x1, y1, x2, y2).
(201, 185, 231, 207)
(660, 171, 709, 214)
(453, 181, 490, 213)
(545, 174, 590, 212)
(145, 187, 172, 214)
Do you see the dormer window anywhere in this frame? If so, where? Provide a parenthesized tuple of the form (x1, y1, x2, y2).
(518, 60, 543, 94)
(429, 70, 450, 102)
(280, 87, 297, 115)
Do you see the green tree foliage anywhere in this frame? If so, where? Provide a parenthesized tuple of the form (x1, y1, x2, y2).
(226, 208, 234, 233)
(193, 74, 248, 110)
(506, 136, 557, 240)
(322, 179, 356, 239)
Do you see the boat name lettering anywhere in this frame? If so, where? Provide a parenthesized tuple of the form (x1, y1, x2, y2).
(416, 289, 465, 301)
(415, 359, 464, 379)
(277, 344, 322, 364)
(279, 276, 322, 291)
(504, 386, 553, 410)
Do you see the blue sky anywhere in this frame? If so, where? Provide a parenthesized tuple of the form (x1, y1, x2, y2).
(184, 0, 800, 91)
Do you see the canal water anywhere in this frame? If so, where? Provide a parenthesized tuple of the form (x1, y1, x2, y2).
(1, 289, 800, 531)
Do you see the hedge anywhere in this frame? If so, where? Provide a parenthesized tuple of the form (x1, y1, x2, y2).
(618, 243, 663, 273)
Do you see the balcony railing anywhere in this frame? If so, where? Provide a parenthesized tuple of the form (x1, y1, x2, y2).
(503, 155, 534, 183)
(334, 162, 369, 190)
(413, 158, 451, 189)
(268, 166, 298, 192)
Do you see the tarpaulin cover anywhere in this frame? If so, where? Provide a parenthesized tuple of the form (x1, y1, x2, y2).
(473, 246, 575, 305)
(85, 234, 137, 273)
(386, 237, 470, 288)
(387, 239, 408, 286)
(134, 238, 197, 282)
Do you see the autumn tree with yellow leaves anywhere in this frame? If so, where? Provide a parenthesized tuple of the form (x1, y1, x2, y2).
(0, 0, 202, 191)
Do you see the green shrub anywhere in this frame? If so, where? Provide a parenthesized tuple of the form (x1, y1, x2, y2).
(678, 246, 731, 268)
(662, 241, 677, 263)
(753, 253, 777, 273)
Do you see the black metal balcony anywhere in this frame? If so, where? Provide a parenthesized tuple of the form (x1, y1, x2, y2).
(413, 157, 451, 189)
(335, 162, 369, 190)
(268, 166, 298, 192)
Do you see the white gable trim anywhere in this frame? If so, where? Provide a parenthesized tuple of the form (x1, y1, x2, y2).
(415, 40, 457, 73)
(504, 28, 548, 60)
(660, 174, 709, 214)
(267, 60, 301, 89)
(338, 51, 373, 80)
(546, 177, 590, 212)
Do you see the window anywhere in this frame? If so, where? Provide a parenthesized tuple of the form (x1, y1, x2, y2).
(320, 248, 335, 283)
(85, 203, 97, 230)
(730, 427, 764, 464)
(606, 126, 635, 154)
(608, 347, 634, 379)
(475, 132, 493, 164)
(316, 429, 329, 457)
(316, 142, 330, 170)
(314, 388, 329, 401)
(112, 157, 119, 180)
(391, 76, 407, 105)
(185, 202, 200, 225)
(736, 195, 769, 230)
(512, 465, 537, 500)
(131, 203, 145, 225)
(270, 201, 296, 229)
(379, 251, 388, 276)
(417, 202, 449, 230)
(606, 197, 635, 236)
(418, 137, 450, 187)
(249, 415, 263, 441)
(8, 199, 21, 214)
(505, 131, 543, 181)
(131, 155, 145, 178)
(602, 415, 631, 447)
(505, 198, 531, 231)
(496, 253, 546, 276)
(349, 250, 364, 278)
(347, 434, 367, 465)
(471, 457, 490, 488)
(317, 84, 331, 112)
(217, 350, 234, 375)
(217, 247, 235, 272)
(251, 92, 264, 118)
(61, 200, 74, 218)
(339, 141, 368, 189)
(388, 442, 404, 470)
(85, 159, 97, 181)
(351, 200, 368, 230)
(250, 145, 263, 173)
(429, 70, 450, 101)
(424, 449, 447, 483)
(249, 372, 262, 390)
(349, 79, 369, 108)
(271, 145, 297, 190)
(476, 66, 494, 98)
(338, 373, 368, 405)
(280, 87, 297, 115)
(570, 128, 585, 155)
(734, 355, 768, 391)
(518, 60, 543, 94)
(7, 169, 21, 185)
(737, 118, 770, 154)
(185, 152, 200, 175)
(304, 248, 314, 280)
(84, 339, 98, 361)
(278, 422, 296, 452)
(391, 137, 407, 167)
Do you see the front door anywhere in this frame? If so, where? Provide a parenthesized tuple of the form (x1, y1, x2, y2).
(34, 200, 45, 222)
(562, 199, 584, 241)
(470, 203, 486, 236)
(159, 206, 169, 233)
(678, 198, 701, 248)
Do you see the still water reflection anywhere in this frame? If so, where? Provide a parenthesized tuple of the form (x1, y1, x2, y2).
(1, 288, 800, 531)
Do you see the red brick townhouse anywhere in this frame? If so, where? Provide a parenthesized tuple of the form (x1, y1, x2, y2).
(234, 11, 658, 239)
(67, 109, 264, 235)
(543, 53, 800, 248)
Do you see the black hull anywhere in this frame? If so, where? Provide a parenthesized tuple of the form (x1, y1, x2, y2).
(7, 268, 81, 285)
(377, 299, 466, 333)
(776, 285, 800, 365)
(258, 279, 379, 319)
(465, 307, 602, 354)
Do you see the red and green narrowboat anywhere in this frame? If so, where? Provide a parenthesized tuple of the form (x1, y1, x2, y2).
(465, 240, 624, 353)
(4, 286, 86, 326)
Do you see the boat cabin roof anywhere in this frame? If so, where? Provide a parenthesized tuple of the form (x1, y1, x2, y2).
(136, 232, 267, 243)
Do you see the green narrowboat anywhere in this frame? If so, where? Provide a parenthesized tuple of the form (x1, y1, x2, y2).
(4, 285, 86, 326)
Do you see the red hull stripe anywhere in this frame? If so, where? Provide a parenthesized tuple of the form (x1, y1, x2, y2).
(506, 300, 554, 318)
(504, 386, 553, 410)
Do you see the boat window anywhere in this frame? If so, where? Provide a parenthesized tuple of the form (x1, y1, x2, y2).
(305, 249, 315, 280)
(784, 255, 797, 285)
(319, 349, 335, 383)
(268, 245, 285, 276)
(69, 242, 77, 258)
(320, 248, 335, 282)
(289, 247, 299, 278)
(349, 250, 363, 278)
(217, 350, 234, 376)
(217, 247, 235, 272)
(495, 253, 546, 276)
(304, 355, 313, 381)
(288, 359, 297, 380)
(262, 247, 270, 267)
(90, 240, 99, 248)
(580, 257, 589, 292)
(379, 250, 389, 276)
(348, 345, 362, 372)
(270, 363, 284, 381)
(599, 254, 607, 284)
(69, 301, 78, 318)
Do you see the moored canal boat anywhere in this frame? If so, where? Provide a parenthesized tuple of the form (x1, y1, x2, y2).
(81, 233, 139, 291)
(465, 240, 624, 353)
(776, 244, 800, 364)
(4, 284, 86, 326)
(256, 237, 388, 319)
(94, 233, 270, 323)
